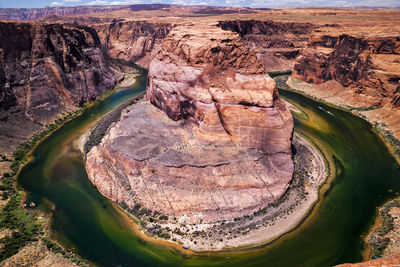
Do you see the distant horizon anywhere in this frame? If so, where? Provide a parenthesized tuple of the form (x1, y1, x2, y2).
(0, 0, 399, 9)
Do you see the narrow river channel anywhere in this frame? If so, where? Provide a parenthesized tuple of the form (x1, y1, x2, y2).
(17, 73, 400, 266)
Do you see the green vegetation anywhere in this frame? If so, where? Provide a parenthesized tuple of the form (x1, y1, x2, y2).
(42, 238, 86, 266)
(0, 154, 10, 162)
(158, 232, 171, 240)
(0, 193, 41, 261)
(0, 108, 87, 261)
(350, 106, 380, 111)
(368, 200, 400, 259)
(372, 122, 400, 158)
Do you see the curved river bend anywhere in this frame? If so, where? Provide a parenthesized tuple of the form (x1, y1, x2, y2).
(18, 74, 400, 266)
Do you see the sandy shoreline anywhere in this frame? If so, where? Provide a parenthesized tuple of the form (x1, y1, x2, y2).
(82, 127, 329, 251)
(285, 76, 400, 165)
(77, 94, 329, 252)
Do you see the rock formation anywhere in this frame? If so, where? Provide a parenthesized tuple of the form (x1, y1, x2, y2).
(147, 23, 293, 152)
(0, 20, 125, 153)
(86, 23, 294, 224)
(292, 32, 400, 139)
(94, 21, 172, 68)
(218, 20, 314, 72)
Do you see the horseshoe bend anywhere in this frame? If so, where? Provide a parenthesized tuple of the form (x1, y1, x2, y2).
(1, 4, 400, 267)
(85, 23, 328, 250)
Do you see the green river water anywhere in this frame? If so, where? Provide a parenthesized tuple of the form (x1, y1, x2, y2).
(17, 73, 400, 266)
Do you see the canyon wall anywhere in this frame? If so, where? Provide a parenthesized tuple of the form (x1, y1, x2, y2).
(94, 21, 172, 68)
(0, 21, 124, 154)
(293, 33, 400, 108)
(218, 20, 315, 72)
(292, 32, 400, 139)
(86, 23, 294, 224)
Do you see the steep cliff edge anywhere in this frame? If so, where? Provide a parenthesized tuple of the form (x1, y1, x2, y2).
(94, 21, 172, 68)
(291, 32, 400, 140)
(218, 20, 315, 72)
(0, 20, 126, 154)
(86, 23, 294, 227)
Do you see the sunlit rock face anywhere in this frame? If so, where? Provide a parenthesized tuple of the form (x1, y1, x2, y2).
(86, 23, 294, 224)
(147, 23, 293, 153)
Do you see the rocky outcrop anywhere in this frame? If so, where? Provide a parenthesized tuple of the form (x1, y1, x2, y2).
(86, 23, 294, 224)
(94, 21, 172, 68)
(147, 23, 293, 152)
(0, 20, 125, 154)
(291, 33, 400, 139)
(293, 34, 400, 107)
(218, 20, 315, 72)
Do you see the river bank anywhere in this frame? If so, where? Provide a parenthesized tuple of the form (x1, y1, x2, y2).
(0, 73, 142, 265)
(79, 95, 329, 251)
(282, 76, 400, 164)
(10, 71, 400, 266)
(276, 75, 400, 262)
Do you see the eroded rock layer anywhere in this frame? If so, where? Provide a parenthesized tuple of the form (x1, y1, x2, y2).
(0, 21, 124, 153)
(94, 21, 172, 68)
(293, 33, 400, 108)
(86, 23, 294, 224)
(292, 32, 400, 139)
(218, 20, 315, 72)
(147, 24, 293, 152)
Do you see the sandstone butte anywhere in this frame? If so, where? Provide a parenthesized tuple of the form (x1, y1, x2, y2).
(86, 23, 294, 224)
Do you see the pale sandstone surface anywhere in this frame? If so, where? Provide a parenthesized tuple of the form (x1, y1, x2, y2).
(338, 256, 400, 267)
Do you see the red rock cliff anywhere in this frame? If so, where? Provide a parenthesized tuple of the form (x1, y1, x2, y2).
(218, 20, 315, 72)
(291, 32, 400, 139)
(0, 21, 125, 153)
(293, 33, 400, 108)
(94, 21, 172, 68)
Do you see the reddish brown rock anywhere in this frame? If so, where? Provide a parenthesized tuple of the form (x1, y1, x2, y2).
(147, 23, 293, 152)
(0, 20, 126, 154)
(293, 33, 400, 107)
(292, 32, 400, 139)
(218, 20, 315, 72)
(86, 23, 294, 224)
(94, 21, 172, 68)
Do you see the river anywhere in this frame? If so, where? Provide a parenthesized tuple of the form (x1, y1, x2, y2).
(17, 73, 400, 266)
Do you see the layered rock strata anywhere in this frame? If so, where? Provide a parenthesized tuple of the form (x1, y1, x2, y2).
(0, 21, 125, 153)
(292, 32, 400, 139)
(218, 20, 315, 72)
(86, 24, 294, 224)
(94, 21, 172, 68)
